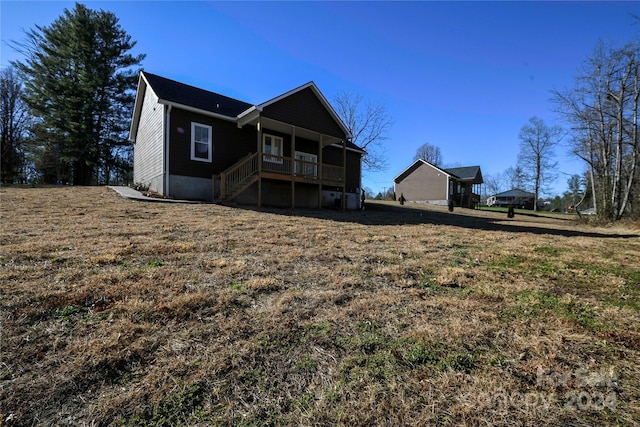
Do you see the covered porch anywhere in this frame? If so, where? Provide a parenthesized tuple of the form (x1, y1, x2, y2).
(213, 115, 354, 208)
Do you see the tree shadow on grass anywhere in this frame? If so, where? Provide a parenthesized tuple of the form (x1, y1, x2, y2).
(249, 202, 639, 240)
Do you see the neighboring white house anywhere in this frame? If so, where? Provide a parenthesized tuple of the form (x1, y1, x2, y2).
(486, 189, 534, 209)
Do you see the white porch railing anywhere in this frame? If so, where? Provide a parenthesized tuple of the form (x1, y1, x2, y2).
(219, 153, 259, 199)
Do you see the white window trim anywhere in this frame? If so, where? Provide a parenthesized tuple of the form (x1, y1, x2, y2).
(191, 122, 212, 163)
(262, 133, 284, 164)
(295, 151, 318, 177)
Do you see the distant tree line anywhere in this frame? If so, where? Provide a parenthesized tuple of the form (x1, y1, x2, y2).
(1, 3, 144, 185)
(483, 31, 639, 221)
(414, 21, 638, 221)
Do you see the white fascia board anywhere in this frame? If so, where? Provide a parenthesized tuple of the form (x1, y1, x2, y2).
(445, 176, 450, 200)
(258, 82, 314, 109)
(129, 72, 165, 142)
(236, 106, 262, 128)
(307, 83, 353, 140)
(329, 142, 366, 155)
(393, 159, 452, 183)
(157, 99, 238, 123)
(258, 81, 353, 140)
(393, 159, 424, 182)
(128, 74, 149, 141)
(237, 105, 261, 119)
(424, 161, 453, 177)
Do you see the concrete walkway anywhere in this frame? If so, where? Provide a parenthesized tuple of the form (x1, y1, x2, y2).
(108, 186, 201, 203)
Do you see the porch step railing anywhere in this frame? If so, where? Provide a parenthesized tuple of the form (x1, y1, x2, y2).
(218, 152, 259, 200)
(214, 152, 345, 201)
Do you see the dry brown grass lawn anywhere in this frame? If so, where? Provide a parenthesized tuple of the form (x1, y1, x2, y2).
(1, 186, 639, 426)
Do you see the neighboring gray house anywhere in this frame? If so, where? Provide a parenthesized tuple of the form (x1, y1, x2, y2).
(486, 188, 534, 209)
(129, 71, 365, 208)
(393, 160, 483, 207)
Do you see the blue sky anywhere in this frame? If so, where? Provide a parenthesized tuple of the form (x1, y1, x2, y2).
(2, 1, 639, 196)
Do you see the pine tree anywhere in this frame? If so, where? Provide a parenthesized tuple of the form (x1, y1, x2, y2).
(12, 2, 144, 185)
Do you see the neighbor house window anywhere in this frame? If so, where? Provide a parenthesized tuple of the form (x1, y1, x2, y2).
(191, 122, 212, 162)
(263, 134, 283, 163)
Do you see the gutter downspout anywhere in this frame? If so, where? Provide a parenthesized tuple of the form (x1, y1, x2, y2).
(342, 140, 346, 209)
(164, 105, 172, 196)
(358, 147, 363, 209)
(445, 176, 450, 203)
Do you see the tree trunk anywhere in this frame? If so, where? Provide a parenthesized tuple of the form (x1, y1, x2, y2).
(74, 160, 94, 186)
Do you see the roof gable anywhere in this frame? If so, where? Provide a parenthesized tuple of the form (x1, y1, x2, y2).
(130, 72, 361, 152)
(259, 82, 351, 140)
(393, 159, 452, 183)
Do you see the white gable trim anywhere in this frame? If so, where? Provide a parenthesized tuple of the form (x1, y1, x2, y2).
(156, 99, 238, 122)
(257, 81, 352, 139)
(236, 106, 262, 128)
(329, 142, 366, 155)
(393, 159, 452, 183)
(129, 74, 158, 141)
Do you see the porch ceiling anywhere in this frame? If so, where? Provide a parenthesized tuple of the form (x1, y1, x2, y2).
(241, 116, 343, 146)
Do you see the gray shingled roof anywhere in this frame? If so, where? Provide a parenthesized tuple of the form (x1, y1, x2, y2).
(444, 166, 483, 183)
(141, 72, 364, 152)
(143, 72, 253, 118)
(492, 188, 534, 198)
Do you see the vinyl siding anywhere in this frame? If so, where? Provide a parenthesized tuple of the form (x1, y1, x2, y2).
(321, 146, 361, 191)
(345, 150, 361, 192)
(395, 162, 448, 201)
(133, 86, 165, 192)
(169, 108, 256, 178)
(262, 88, 346, 139)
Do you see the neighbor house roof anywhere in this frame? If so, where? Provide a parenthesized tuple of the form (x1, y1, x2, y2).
(492, 188, 534, 198)
(394, 160, 484, 184)
(443, 166, 483, 184)
(393, 159, 453, 183)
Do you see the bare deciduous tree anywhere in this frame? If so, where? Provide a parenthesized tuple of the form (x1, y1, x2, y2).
(553, 40, 639, 220)
(413, 142, 442, 166)
(483, 172, 504, 197)
(517, 116, 563, 211)
(333, 90, 393, 172)
(504, 165, 528, 191)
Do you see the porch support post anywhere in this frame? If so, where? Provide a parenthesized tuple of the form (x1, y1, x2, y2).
(257, 120, 262, 207)
(212, 174, 216, 201)
(318, 135, 323, 209)
(291, 126, 296, 209)
(342, 139, 347, 209)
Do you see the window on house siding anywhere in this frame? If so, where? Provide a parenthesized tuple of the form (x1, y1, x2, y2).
(191, 122, 212, 162)
(263, 134, 283, 164)
(295, 151, 318, 177)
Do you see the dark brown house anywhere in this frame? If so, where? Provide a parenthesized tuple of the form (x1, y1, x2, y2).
(129, 72, 365, 208)
(393, 160, 483, 208)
